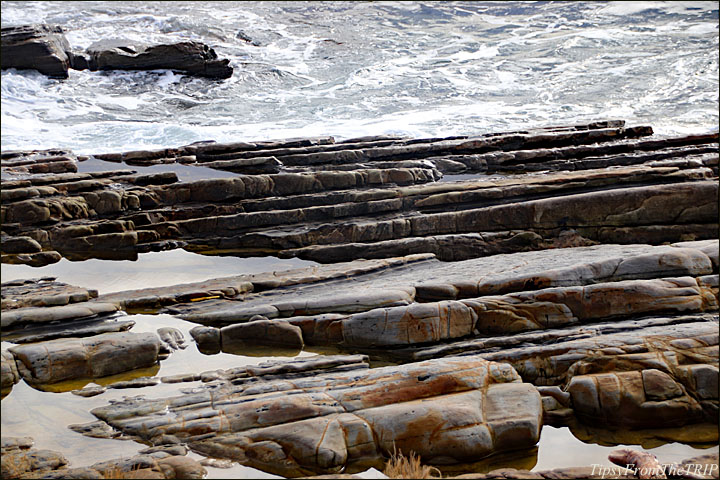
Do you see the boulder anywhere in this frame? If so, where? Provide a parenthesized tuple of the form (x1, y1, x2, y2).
(0, 24, 72, 78)
(86, 40, 233, 79)
(221, 319, 305, 350)
(1, 350, 20, 393)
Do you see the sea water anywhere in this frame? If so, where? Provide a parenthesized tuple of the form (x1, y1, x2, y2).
(1, 1, 718, 155)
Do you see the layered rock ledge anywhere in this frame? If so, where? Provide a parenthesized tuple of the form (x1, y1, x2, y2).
(2, 121, 717, 267)
(1, 121, 718, 477)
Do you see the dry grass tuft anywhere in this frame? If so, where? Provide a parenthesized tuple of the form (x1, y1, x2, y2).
(101, 464, 144, 479)
(384, 448, 442, 479)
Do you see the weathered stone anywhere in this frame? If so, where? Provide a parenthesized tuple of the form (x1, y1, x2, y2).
(1, 302, 120, 328)
(221, 319, 304, 350)
(156, 456, 207, 479)
(68, 420, 123, 439)
(1, 250, 63, 267)
(107, 376, 160, 389)
(189, 325, 221, 354)
(1, 24, 72, 78)
(87, 40, 233, 78)
(90, 357, 540, 476)
(1, 448, 68, 478)
(567, 369, 704, 428)
(341, 300, 477, 347)
(2, 317, 135, 344)
(71, 385, 106, 397)
(1, 277, 98, 310)
(157, 327, 186, 351)
(1, 235, 42, 253)
(89, 455, 164, 479)
(1, 350, 20, 392)
(1, 436, 34, 451)
(8, 331, 162, 384)
(608, 449, 666, 479)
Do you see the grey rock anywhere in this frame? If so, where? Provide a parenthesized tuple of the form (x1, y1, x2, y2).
(87, 40, 233, 79)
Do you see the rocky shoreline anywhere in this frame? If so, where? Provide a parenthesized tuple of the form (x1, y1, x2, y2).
(1, 120, 718, 479)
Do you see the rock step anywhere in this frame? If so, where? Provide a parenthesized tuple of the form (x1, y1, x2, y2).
(190, 181, 716, 257)
(3, 125, 718, 266)
(175, 275, 717, 348)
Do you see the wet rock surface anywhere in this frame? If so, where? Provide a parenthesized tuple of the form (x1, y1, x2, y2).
(86, 39, 233, 79)
(88, 357, 541, 477)
(1, 23, 233, 79)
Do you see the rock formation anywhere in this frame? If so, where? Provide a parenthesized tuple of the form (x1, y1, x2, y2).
(1, 24, 233, 79)
(1, 121, 717, 267)
(1, 120, 718, 477)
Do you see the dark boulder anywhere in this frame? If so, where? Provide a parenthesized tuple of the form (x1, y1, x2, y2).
(86, 40, 233, 79)
(0, 24, 72, 78)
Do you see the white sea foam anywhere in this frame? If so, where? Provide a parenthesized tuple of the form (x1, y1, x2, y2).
(0, 1, 717, 153)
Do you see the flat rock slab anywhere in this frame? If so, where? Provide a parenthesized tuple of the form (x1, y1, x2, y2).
(0, 301, 120, 329)
(8, 331, 162, 385)
(139, 241, 719, 348)
(1, 277, 98, 310)
(1, 316, 135, 344)
(90, 356, 541, 477)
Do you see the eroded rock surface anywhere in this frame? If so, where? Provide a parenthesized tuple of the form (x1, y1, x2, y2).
(89, 357, 541, 477)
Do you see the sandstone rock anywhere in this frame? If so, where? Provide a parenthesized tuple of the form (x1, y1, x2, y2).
(341, 300, 477, 347)
(157, 327, 186, 351)
(189, 325, 221, 354)
(87, 40, 233, 79)
(0, 302, 120, 329)
(0, 448, 68, 478)
(2, 317, 136, 344)
(90, 357, 541, 476)
(608, 449, 666, 479)
(8, 331, 162, 384)
(156, 456, 207, 479)
(1, 235, 42, 253)
(568, 370, 704, 428)
(1, 350, 20, 392)
(1, 277, 98, 310)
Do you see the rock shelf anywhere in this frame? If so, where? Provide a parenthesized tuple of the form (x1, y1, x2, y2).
(1, 121, 718, 477)
(1, 121, 717, 267)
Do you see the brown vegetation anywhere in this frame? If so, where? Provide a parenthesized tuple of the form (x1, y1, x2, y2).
(384, 448, 442, 479)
